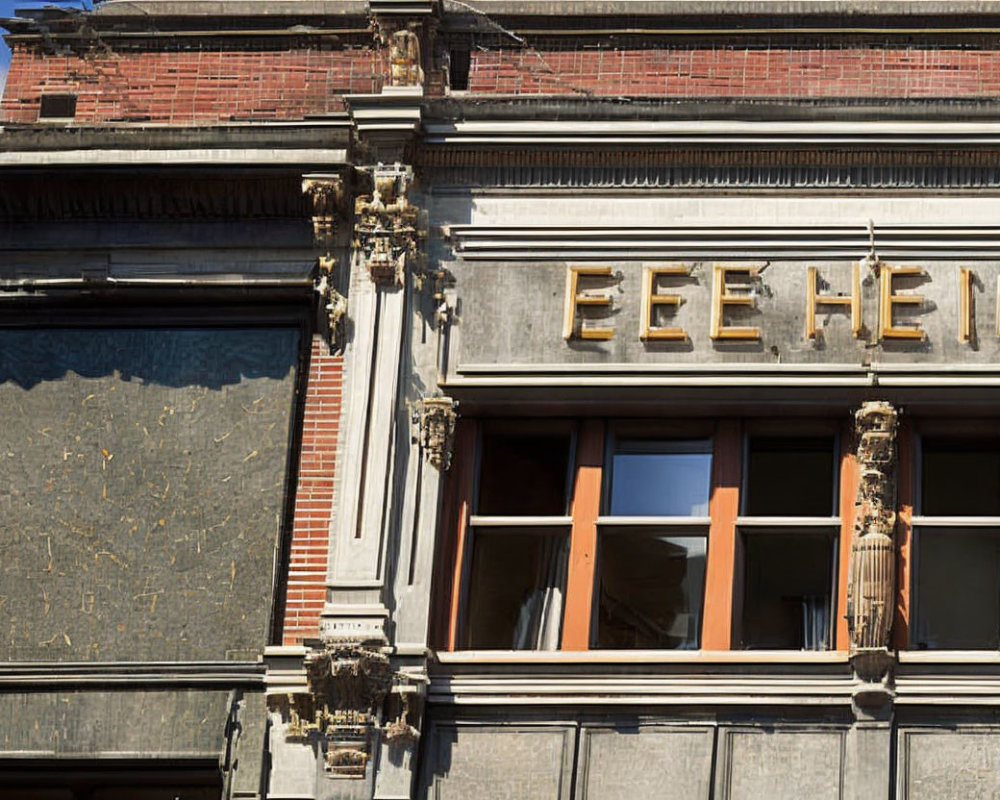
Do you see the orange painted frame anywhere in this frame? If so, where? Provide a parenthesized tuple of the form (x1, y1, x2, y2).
(561, 420, 605, 650)
(893, 418, 914, 649)
(701, 420, 741, 649)
(835, 424, 858, 650)
(442, 422, 477, 651)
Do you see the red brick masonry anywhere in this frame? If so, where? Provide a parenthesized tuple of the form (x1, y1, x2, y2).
(1, 46, 381, 124)
(282, 337, 341, 645)
(467, 45, 1000, 98)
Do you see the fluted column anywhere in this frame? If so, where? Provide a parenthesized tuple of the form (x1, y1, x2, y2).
(847, 401, 899, 683)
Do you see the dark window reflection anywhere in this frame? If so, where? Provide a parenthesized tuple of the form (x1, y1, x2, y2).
(477, 432, 571, 516)
(922, 439, 1000, 516)
(464, 529, 568, 649)
(740, 532, 834, 649)
(914, 528, 1000, 649)
(609, 440, 712, 516)
(594, 532, 705, 649)
(745, 436, 835, 516)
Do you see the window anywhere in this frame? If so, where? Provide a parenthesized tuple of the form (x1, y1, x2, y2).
(913, 435, 1000, 649)
(737, 434, 838, 650)
(445, 415, 1000, 655)
(608, 439, 711, 517)
(595, 437, 711, 649)
(444, 418, 851, 653)
(460, 424, 573, 649)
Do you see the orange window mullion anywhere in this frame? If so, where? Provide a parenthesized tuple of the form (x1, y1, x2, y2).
(893, 418, 914, 650)
(835, 424, 858, 650)
(561, 420, 606, 650)
(702, 419, 741, 650)
(445, 422, 477, 651)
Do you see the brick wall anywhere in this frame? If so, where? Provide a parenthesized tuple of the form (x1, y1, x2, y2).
(1, 46, 382, 124)
(467, 45, 1000, 98)
(282, 336, 342, 645)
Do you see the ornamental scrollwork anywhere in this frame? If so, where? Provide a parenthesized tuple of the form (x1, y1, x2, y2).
(354, 164, 425, 287)
(417, 395, 458, 470)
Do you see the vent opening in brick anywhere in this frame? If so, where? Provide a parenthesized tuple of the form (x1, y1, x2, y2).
(449, 49, 470, 91)
(39, 94, 77, 120)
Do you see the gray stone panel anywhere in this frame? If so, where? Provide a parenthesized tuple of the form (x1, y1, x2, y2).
(576, 724, 714, 800)
(0, 689, 231, 757)
(718, 728, 845, 800)
(450, 260, 1000, 369)
(422, 723, 574, 800)
(898, 728, 1000, 799)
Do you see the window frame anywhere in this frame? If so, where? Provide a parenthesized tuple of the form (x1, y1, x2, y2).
(909, 424, 1000, 651)
(591, 428, 715, 650)
(456, 421, 578, 650)
(734, 427, 842, 651)
(441, 416, 857, 655)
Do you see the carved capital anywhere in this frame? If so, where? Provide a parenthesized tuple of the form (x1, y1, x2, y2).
(418, 395, 458, 470)
(847, 401, 899, 675)
(267, 642, 393, 778)
(354, 164, 425, 287)
(302, 174, 345, 250)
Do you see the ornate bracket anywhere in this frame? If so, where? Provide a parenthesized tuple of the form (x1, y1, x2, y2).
(847, 401, 899, 685)
(417, 395, 458, 470)
(302, 174, 349, 349)
(354, 164, 425, 288)
(268, 641, 430, 778)
(269, 642, 392, 778)
(303, 174, 345, 253)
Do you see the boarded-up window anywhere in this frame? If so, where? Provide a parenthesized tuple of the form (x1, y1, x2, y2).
(0, 326, 301, 661)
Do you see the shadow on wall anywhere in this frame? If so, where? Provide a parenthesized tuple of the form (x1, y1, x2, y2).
(0, 327, 298, 389)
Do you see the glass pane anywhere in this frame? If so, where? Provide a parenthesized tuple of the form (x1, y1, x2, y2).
(464, 529, 568, 649)
(478, 432, 571, 515)
(745, 436, 835, 516)
(609, 440, 711, 516)
(594, 532, 706, 649)
(922, 439, 1000, 516)
(740, 532, 835, 649)
(914, 528, 1000, 649)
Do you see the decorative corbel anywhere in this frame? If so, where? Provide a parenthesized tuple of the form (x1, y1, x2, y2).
(303, 174, 345, 252)
(417, 395, 458, 470)
(302, 174, 348, 349)
(266, 641, 392, 778)
(847, 401, 899, 687)
(354, 164, 426, 288)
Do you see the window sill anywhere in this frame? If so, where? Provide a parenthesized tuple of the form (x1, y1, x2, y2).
(736, 516, 841, 527)
(469, 515, 573, 527)
(436, 650, 850, 665)
(899, 651, 1000, 664)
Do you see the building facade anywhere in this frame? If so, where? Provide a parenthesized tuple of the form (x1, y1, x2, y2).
(4, 0, 1000, 797)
